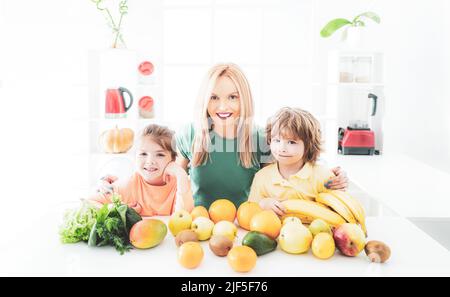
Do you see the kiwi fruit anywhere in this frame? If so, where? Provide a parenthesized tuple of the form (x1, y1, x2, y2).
(209, 235, 233, 257)
(175, 230, 199, 247)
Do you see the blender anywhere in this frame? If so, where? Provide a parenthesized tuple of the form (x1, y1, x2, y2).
(338, 93, 378, 155)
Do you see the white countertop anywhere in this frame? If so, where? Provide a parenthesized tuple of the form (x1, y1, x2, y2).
(1, 206, 450, 277)
(322, 152, 450, 218)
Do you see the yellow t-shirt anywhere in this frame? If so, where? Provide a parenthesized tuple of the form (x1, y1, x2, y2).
(248, 162, 335, 202)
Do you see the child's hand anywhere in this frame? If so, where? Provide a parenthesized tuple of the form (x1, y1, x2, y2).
(97, 175, 118, 195)
(128, 202, 142, 214)
(259, 198, 286, 216)
(163, 162, 187, 183)
(325, 166, 348, 191)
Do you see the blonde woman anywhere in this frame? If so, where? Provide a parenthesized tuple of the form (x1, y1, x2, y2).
(176, 63, 348, 208)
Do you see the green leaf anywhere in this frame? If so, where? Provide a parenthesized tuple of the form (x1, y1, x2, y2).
(59, 200, 98, 244)
(87, 221, 98, 247)
(320, 18, 352, 38)
(353, 12, 381, 25)
(354, 20, 366, 27)
(96, 204, 110, 223)
(117, 205, 129, 235)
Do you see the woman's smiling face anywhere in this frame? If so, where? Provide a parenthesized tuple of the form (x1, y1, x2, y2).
(136, 136, 172, 183)
(207, 75, 241, 129)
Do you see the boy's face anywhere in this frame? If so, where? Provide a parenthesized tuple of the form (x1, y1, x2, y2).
(207, 75, 241, 129)
(136, 136, 172, 183)
(270, 130, 305, 167)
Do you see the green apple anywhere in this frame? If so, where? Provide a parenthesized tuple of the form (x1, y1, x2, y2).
(168, 210, 192, 236)
(279, 223, 313, 254)
(191, 217, 215, 241)
(309, 219, 332, 237)
(212, 221, 237, 241)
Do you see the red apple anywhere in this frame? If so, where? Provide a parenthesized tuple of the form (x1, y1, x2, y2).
(333, 223, 366, 257)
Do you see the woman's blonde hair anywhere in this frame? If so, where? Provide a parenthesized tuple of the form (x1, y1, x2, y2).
(192, 63, 257, 168)
(141, 124, 177, 161)
(266, 107, 323, 164)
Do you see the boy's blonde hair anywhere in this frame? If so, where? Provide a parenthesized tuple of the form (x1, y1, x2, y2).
(192, 63, 257, 168)
(141, 124, 177, 161)
(266, 107, 323, 164)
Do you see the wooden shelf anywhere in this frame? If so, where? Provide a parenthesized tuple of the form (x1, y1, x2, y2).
(313, 82, 384, 88)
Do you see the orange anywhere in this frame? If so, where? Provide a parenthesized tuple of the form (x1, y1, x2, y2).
(237, 201, 262, 230)
(209, 199, 237, 223)
(227, 246, 257, 273)
(250, 210, 282, 239)
(191, 206, 210, 220)
(178, 242, 204, 269)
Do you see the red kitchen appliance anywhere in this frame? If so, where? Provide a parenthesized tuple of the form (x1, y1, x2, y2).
(338, 93, 377, 155)
(105, 87, 133, 118)
(338, 127, 375, 155)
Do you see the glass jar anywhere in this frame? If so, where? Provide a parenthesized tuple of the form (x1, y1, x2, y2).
(339, 56, 354, 83)
(354, 56, 372, 83)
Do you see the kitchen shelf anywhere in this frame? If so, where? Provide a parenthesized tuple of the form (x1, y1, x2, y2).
(88, 49, 161, 187)
(74, 117, 160, 123)
(325, 50, 385, 154)
(313, 82, 385, 90)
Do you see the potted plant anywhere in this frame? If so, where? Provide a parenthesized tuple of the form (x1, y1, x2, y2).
(320, 12, 380, 48)
(91, 0, 129, 48)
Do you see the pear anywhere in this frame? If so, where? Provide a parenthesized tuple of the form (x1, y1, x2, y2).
(175, 230, 199, 247)
(209, 235, 233, 257)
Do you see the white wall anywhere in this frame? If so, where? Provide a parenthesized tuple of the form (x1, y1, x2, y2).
(444, 0, 450, 173)
(315, 0, 450, 174)
(377, 0, 450, 174)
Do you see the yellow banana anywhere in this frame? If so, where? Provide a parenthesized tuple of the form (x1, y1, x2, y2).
(330, 190, 367, 236)
(281, 213, 315, 225)
(281, 199, 346, 227)
(316, 192, 357, 224)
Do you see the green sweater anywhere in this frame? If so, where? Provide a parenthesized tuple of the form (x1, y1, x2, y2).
(176, 124, 271, 209)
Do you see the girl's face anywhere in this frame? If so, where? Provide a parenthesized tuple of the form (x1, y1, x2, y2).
(207, 76, 241, 129)
(270, 130, 305, 167)
(136, 136, 172, 184)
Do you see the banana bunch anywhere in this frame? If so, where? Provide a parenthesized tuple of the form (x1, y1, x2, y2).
(281, 199, 346, 227)
(316, 190, 367, 236)
(280, 191, 367, 236)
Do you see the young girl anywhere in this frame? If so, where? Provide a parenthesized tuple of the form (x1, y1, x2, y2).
(175, 63, 348, 209)
(249, 107, 338, 215)
(91, 124, 194, 216)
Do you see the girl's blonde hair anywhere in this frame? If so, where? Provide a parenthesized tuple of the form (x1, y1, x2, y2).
(192, 63, 257, 168)
(141, 124, 177, 161)
(266, 107, 323, 164)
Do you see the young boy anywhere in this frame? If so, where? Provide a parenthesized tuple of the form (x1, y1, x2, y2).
(248, 107, 336, 215)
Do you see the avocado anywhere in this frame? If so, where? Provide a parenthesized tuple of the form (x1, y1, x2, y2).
(242, 231, 277, 256)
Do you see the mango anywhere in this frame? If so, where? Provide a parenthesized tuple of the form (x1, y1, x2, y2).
(130, 219, 167, 249)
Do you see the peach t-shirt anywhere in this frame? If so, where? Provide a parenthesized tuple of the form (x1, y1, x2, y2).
(93, 173, 186, 216)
